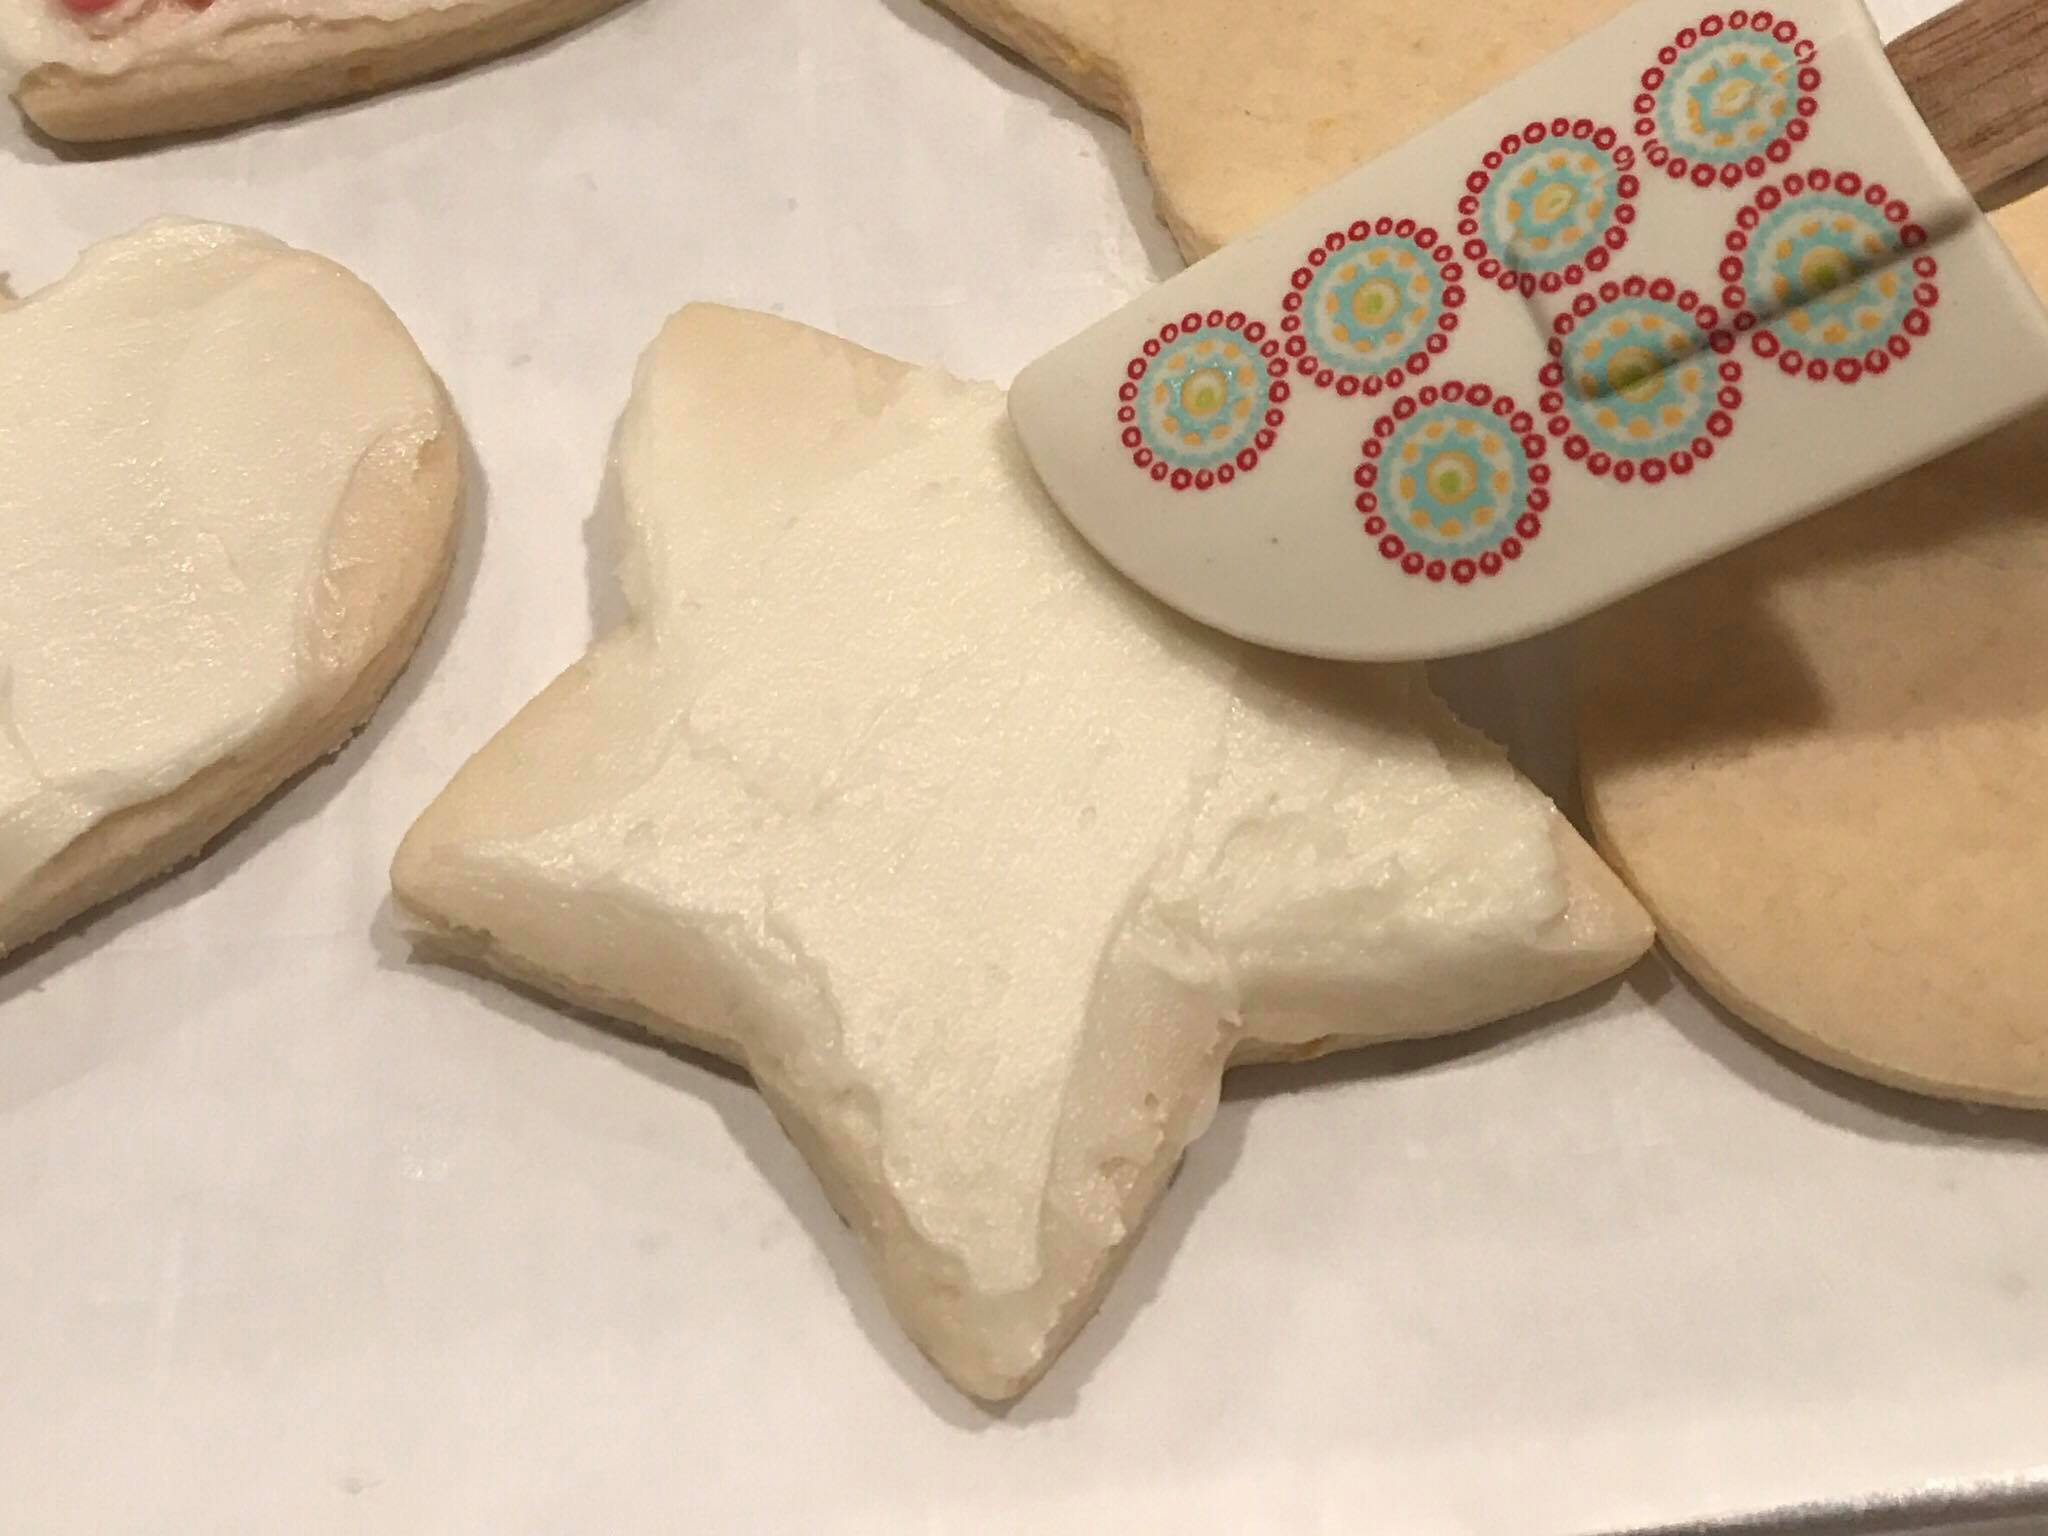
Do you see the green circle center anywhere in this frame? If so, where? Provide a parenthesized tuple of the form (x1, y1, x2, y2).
(1181, 367, 1229, 421)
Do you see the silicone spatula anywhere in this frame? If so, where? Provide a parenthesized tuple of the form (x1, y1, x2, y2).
(1010, 0, 2048, 660)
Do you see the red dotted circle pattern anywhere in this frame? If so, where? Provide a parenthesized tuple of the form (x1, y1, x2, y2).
(1107, 21, 1944, 602)
(1354, 382, 1550, 586)
(1457, 118, 1640, 299)
(1119, 310, 1291, 492)
(1718, 168, 1938, 385)
(1538, 276, 1743, 484)
(1635, 10, 1821, 188)
(1281, 216, 1468, 398)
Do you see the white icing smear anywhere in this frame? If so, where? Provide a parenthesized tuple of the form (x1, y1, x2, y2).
(0, 0, 468, 86)
(442, 310, 1577, 1303)
(0, 218, 441, 906)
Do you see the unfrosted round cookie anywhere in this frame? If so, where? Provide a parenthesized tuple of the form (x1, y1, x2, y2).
(1580, 193, 2048, 1110)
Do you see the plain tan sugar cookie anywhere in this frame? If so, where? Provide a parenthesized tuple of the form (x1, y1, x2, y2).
(5, 0, 629, 143)
(394, 306, 1652, 1401)
(1580, 193, 2048, 1111)
(0, 219, 459, 957)
(924, 0, 1628, 258)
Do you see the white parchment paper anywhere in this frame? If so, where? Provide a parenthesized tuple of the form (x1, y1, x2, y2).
(3, 2, 2043, 1531)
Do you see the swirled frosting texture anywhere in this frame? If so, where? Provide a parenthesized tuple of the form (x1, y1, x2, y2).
(394, 307, 1651, 1398)
(0, 219, 442, 906)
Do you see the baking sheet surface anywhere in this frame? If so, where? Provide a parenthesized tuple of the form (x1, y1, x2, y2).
(3, 1, 2044, 1531)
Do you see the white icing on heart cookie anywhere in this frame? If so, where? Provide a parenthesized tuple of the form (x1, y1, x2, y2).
(0, 219, 457, 953)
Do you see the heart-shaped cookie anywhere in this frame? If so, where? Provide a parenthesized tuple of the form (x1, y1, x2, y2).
(0, 218, 460, 956)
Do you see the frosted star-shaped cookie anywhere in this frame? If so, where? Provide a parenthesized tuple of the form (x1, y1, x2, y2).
(393, 307, 1651, 1400)
(928, 0, 1628, 257)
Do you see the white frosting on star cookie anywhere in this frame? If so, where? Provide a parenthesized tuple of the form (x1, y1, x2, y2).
(394, 307, 1651, 1399)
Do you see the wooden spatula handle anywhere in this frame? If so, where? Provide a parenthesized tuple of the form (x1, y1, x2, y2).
(1887, 0, 2048, 205)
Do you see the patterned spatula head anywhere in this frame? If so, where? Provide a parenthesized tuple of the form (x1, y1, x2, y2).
(1010, 0, 2048, 660)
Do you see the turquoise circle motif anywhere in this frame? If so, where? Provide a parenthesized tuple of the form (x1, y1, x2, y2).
(1374, 402, 1529, 561)
(1655, 39, 1802, 167)
(1301, 235, 1445, 377)
(1135, 324, 1274, 471)
(1635, 14, 1819, 185)
(1480, 139, 1624, 274)
(1742, 192, 1911, 361)
(1556, 300, 1715, 456)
